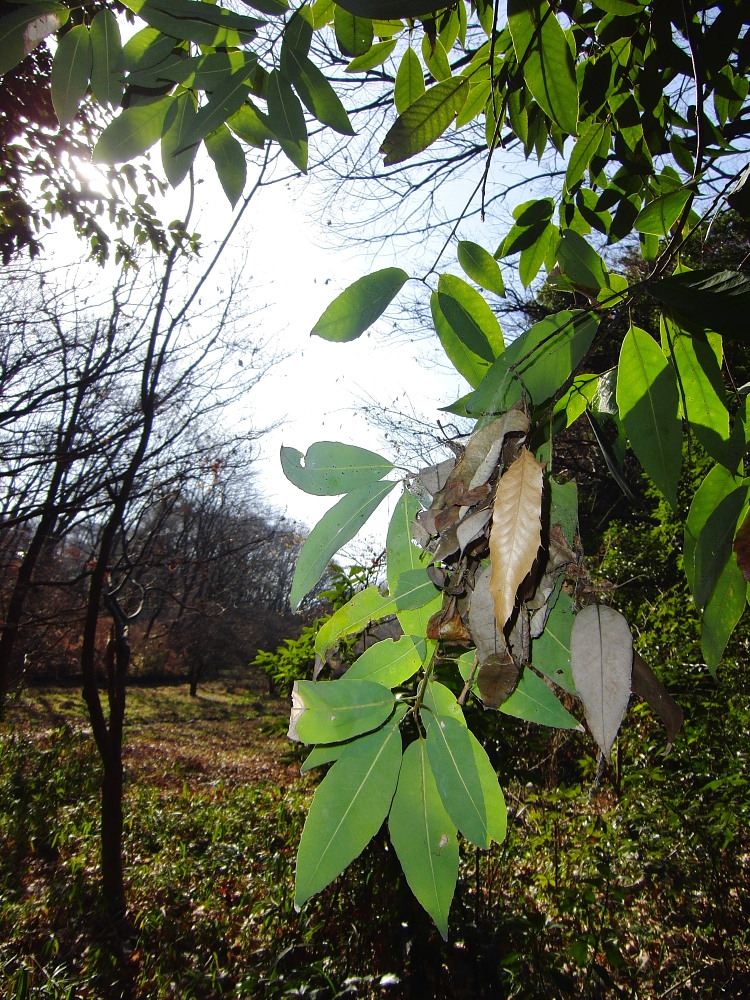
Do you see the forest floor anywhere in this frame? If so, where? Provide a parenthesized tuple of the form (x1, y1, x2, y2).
(2, 667, 750, 1000)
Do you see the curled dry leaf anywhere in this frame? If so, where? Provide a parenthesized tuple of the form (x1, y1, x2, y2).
(427, 599, 472, 643)
(488, 449, 544, 642)
(570, 604, 633, 760)
(467, 564, 506, 665)
(733, 511, 750, 582)
(632, 652, 684, 749)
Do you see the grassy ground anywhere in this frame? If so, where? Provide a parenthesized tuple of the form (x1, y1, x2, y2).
(1, 666, 749, 999)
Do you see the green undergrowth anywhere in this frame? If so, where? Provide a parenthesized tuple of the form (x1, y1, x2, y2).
(1, 667, 749, 999)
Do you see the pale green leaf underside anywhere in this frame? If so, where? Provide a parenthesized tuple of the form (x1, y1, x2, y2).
(381, 76, 469, 166)
(311, 268, 409, 342)
(294, 678, 395, 744)
(281, 441, 393, 496)
(499, 666, 581, 729)
(346, 635, 422, 687)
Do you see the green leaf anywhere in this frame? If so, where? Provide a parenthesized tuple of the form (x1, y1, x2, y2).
(300, 743, 342, 772)
(565, 119, 607, 192)
(381, 77, 469, 166)
(531, 592, 577, 694)
(121, 0, 262, 47)
(389, 740, 458, 939)
(311, 268, 409, 342)
(421, 33, 451, 81)
(649, 269, 750, 341)
(684, 465, 743, 594)
(295, 708, 405, 905)
(392, 568, 439, 611)
(702, 555, 746, 675)
(508, 0, 578, 135)
(394, 46, 425, 114)
(93, 94, 173, 163)
(518, 222, 556, 286)
(0, 3, 68, 77)
(499, 666, 581, 728)
(334, 7, 373, 57)
(180, 62, 258, 148)
(89, 10, 124, 107)
(635, 188, 692, 235)
(227, 102, 273, 147)
(266, 68, 308, 171)
(281, 441, 393, 496)
(314, 586, 395, 658)
(386, 492, 440, 641)
(51, 24, 92, 127)
(161, 90, 198, 186)
(122, 27, 176, 75)
(457, 241, 505, 296)
(692, 486, 748, 612)
(556, 230, 609, 290)
(422, 682, 467, 727)
(347, 635, 422, 687)
(463, 310, 599, 415)
(431, 291, 490, 388)
(281, 33, 355, 135)
(291, 479, 397, 609)
(664, 319, 731, 466)
(616, 326, 682, 509)
(455, 78, 492, 129)
(436, 273, 504, 368)
(423, 713, 506, 849)
(205, 124, 246, 206)
(294, 678, 395, 743)
(346, 38, 397, 72)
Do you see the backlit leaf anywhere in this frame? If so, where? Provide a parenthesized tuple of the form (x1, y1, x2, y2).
(205, 124, 246, 206)
(161, 90, 198, 186)
(93, 94, 173, 163)
(0, 4, 67, 77)
(570, 604, 633, 760)
(89, 10, 124, 107)
(389, 740, 458, 939)
(381, 77, 469, 166)
(437, 273, 504, 363)
(293, 678, 395, 743)
(635, 188, 692, 235)
(334, 6, 373, 57)
(508, 0, 578, 135)
(457, 241, 506, 296)
(692, 485, 748, 612)
(121, 0, 262, 47)
(565, 119, 608, 192)
(346, 38, 397, 72)
(311, 268, 409, 342)
(394, 45, 425, 114)
(684, 465, 743, 594)
(290, 478, 397, 609)
(616, 326, 682, 509)
(489, 449, 544, 638)
(51, 24, 92, 126)
(556, 229, 609, 290)
(702, 555, 746, 674)
(281, 441, 393, 496)
(294, 708, 405, 905)
(531, 591, 577, 694)
(314, 586, 395, 657)
(281, 48, 355, 135)
(649, 269, 750, 341)
(266, 68, 308, 171)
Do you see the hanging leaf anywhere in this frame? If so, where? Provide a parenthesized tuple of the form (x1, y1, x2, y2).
(281, 49, 355, 135)
(205, 124, 246, 206)
(702, 555, 746, 674)
(300, 743, 342, 773)
(386, 492, 440, 641)
(476, 652, 520, 708)
(499, 667, 582, 729)
(265, 69, 308, 172)
(346, 636, 422, 687)
(89, 10, 124, 107)
(314, 586, 395, 657)
(684, 465, 743, 594)
(556, 229, 610, 291)
(392, 568, 440, 611)
(294, 708, 405, 906)
(51, 24, 92, 127)
(388, 740, 458, 940)
(565, 119, 608, 192)
(0, 4, 68, 77)
(649, 269, 750, 341)
(489, 449, 544, 640)
(290, 478, 397, 609)
(121, 0, 262, 47)
(381, 77, 469, 166)
(457, 241, 506, 296)
(334, 6, 373, 57)
(507, 0, 578, 135)
(311, 268, 409, 342)
(346, 38, 398, 72)
(93, 94, 173, 163)
(422, 682, 467, 726)
(161, 91, 198, 187)
(423, 713, 506, 849)
(227, 102, 273, 148)
(616, 325, 682, 509)
(431, 292, 491, 388)
(570, 604, 633, 760)
(692, 485, 748, 612)
(281, 441, 393, 495)
(291, 678, 395, 743)
(631, 652, 684, 748)
(394, 45, 425, 114)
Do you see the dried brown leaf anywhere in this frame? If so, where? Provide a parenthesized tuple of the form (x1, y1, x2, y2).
(488, 449, 544, 641)
(456, 507, 493, 554)
(632, 652, 684, 748)
(733, 511, 750, 582)
(426, 599, 472, 643)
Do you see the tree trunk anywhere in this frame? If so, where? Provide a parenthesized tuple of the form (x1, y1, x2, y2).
(100, 745, 126, 917)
